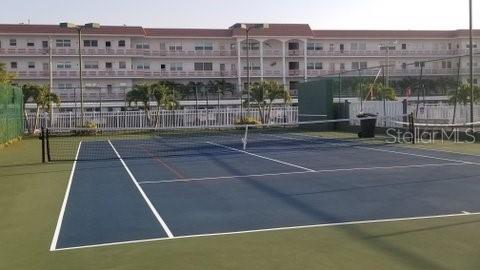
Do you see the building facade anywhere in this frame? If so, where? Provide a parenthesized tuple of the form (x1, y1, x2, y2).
(0, 23, 479, 111)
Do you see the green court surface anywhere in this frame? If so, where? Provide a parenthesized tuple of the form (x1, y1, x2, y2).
(1, 137, 480, 270)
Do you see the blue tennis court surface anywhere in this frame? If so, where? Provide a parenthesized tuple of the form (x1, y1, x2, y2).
(50, 134, 480, 251)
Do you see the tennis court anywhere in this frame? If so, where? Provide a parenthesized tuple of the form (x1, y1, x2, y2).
(47, 122, 480, 251)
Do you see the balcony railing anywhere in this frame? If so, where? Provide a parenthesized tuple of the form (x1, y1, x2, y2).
(11, 70, 238, 79)
(306, 49, 467, 57)
(0, 48, 237, 57)
(143, 50, 237, 57)
(306, 68, 480, 77)
(143, 70, 237, 78)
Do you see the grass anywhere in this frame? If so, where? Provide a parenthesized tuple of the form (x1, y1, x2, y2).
(1, 138, 480, 269)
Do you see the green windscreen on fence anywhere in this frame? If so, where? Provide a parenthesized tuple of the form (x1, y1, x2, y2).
(0, 84, 24, 145)
(297, 78, 334, 121)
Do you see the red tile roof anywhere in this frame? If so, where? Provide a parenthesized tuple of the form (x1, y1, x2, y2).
(0, 24, 145, 36)
(145, 28, 232, 38)
(0, 23, 478, 39)
(230, 23, 313, 37)
(312, 30, 480, 39)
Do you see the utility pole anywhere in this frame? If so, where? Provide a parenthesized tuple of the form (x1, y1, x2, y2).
(469, 0, 474, 125)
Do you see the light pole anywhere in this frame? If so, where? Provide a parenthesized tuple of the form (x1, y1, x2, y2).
(469, 0, 474, 125)
(60, 22, 100, 126)
(240, 24, 269, 116)
(379, 41, 397, 88)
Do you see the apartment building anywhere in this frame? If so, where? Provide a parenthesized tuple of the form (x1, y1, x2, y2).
(0, 23, 479, 110)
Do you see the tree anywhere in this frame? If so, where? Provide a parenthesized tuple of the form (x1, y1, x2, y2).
(0, 63, 15, 84)
(448, 83, 480, 105)
(22, 84, 61, 130)
(150, 82, 179, 127)
(358, 82, 396, 101)
(127, 84, 151, 125)
(247, 81, 291, 123)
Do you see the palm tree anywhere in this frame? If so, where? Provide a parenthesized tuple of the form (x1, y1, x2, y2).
(0, 63, 15, 84)
(127, 84, 151, 125)
(150, 82, 179, 127)
(22, 84, 61, 130)
(248, 81, 291, 123)
(448, 83, 480, 105)
(358, 82, 396, 101)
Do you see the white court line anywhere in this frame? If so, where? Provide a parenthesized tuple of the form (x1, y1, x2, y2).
(138, 162, 466, 185)
(206, 141, 316, 172)
(108, 140, 174, 239)
(50, 141, 82, 251)
(52, 211, 480, 252)
(293, 133, 480, 166)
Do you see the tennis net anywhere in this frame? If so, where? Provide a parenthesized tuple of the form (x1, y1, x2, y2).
(44, 116, 412, 162)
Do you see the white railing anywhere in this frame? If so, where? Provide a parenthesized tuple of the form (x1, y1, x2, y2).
(25, 107, 298, 130)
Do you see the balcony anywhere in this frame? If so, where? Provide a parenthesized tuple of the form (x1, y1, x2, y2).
(143, 50, 237, 58)
(306, 50, 462, 57)
(288, 50, 304, 57)
(143, 70, 237, 78)
(288, 69, 305, 77)
(11, 70, 145, 79)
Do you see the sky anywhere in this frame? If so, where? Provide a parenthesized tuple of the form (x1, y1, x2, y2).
(2, 0, 479, 30)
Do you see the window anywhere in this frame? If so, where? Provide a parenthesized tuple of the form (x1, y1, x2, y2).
(339, 44, 344, 51)
(28, 62, 35, 69)
(84, 61, 99, 69)
(242, 42, 260, 50)
(350, 43, 358, 51)
(307, 63, 315, 70)
(84, 40, 98, 47)
(340, 63, 345, 70)
(315, 63, 323, 70)
(107, 85, 113, 94)
(401, 43, 407, 50)
(56, 39, 71, 47)
(358, 43, 367, 50)
(194, 62, 213, 71)
(119, 61, 126, 69)
(105, 62, 113, 69)
(351, 62, 359, 70)
(168, 42, 183, 51)
(467, 44, 478, 49)
(307, 43, 323, 51)
(448, 43, 452, 50)
(135, 43, 150, 49)
(135, 63, 150, 70)
(9, 39, 16, 46)
(329, 44, 334, 51)
(42, 41, 49, 48)
(402, 63, 407, 70)
(288, 43, 300, 50)
(56, 61, 72, 69)
(105, 41, 111, 48)
(27, 41, 35, 47)
(307, 62, 323, 70)
(195, 41, 214, 51)
(360, 62, 368, 69)
(170, 63, 183, 71)
(414, 61, 425, 68)
(118, 40, 126, 47)
(159, 43, 166, 50)
(10, 62, 17, 69)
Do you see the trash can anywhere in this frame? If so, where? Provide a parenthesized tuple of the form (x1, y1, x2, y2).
(357, 113, 377, 138)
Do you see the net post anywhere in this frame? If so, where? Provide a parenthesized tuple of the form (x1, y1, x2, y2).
(40, 126, 46, 163)
(409, 113, 416, 144)
(46, 128, 51, 162)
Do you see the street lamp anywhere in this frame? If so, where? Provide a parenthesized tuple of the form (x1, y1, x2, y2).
(60, 22, 100, 127)
(379, 41, 397, 88)
(240, 23, 269, 116)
